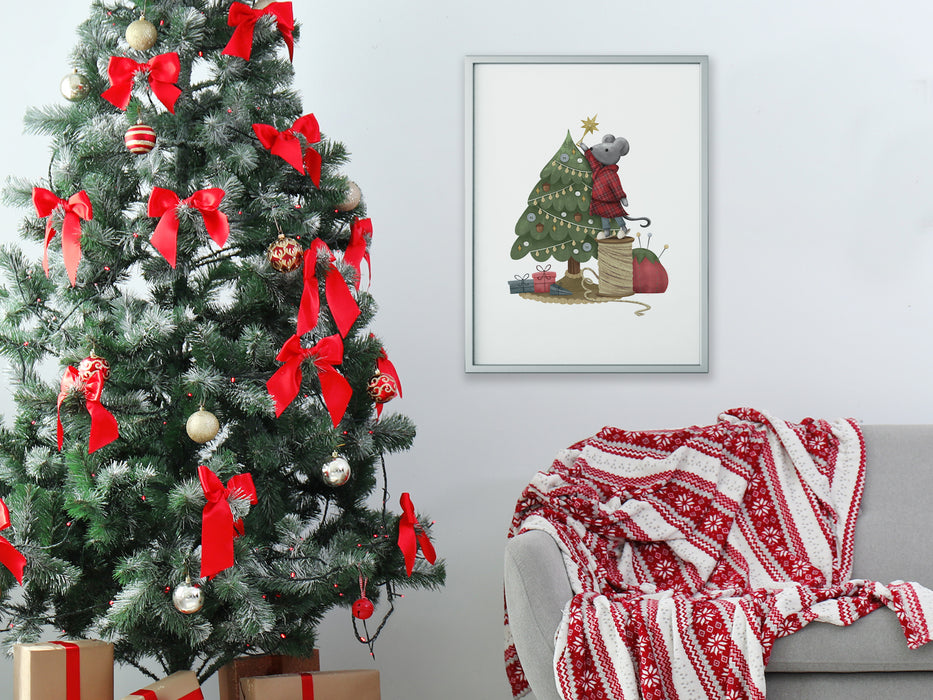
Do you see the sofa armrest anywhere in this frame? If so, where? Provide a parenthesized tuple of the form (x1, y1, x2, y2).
(504, 530, 573, 700)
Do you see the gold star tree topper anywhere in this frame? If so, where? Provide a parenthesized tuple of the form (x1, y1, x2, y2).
(580, 114, 599, 140)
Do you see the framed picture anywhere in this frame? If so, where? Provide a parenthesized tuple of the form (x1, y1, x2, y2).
(465, 55, 708, 373)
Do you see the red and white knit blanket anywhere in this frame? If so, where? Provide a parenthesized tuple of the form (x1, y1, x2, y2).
(505, 409, 933, 699)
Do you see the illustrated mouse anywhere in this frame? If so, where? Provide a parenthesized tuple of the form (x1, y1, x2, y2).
(579, 134, 650, 239)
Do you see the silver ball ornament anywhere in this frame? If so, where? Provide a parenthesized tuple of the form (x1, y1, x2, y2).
(322, 454, 351, 487)
(126, 17, 158, 51)
(186, 409, 220, 443)
(60, 71, 90, 102)
(172, 581, 204, 614)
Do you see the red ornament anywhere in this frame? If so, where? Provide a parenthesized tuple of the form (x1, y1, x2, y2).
(266, 234, 302, 272)
(352, 597, 374, 620)
(366, 371, 398, 405)
(125, 121, 157, 154)
(77, 354, 111, 384)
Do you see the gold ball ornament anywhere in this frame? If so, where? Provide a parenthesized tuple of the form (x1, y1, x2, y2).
(266, 234, 302, 272)
(60, 70, 90, 102)
(322, 453, 351, 487)
(336, 181, 362, 212)
(186, 409, 220, 443)
(172, 580, 204, 614)
(77, 354, 111, 384)
(126, 17, 158, 51)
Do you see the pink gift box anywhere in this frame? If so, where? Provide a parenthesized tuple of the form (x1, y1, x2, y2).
(532, 264, 556, 293)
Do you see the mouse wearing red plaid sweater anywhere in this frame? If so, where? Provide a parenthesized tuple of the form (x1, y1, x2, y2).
(579, 134, 649, 239)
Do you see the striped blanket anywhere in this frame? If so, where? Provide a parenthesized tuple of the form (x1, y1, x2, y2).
(505, 409, 933, 699)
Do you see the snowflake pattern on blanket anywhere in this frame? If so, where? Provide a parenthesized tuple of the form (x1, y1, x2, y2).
(504, 408, 933, 699)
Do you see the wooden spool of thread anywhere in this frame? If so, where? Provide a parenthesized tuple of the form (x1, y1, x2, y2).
(596, 237, 635, 297)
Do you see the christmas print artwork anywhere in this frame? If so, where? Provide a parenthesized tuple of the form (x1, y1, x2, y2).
(466, 56, 708, 372)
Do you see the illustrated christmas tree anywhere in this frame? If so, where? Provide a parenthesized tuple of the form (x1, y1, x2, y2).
(511, 130, 610, 280)
(0, 0, 443, 685)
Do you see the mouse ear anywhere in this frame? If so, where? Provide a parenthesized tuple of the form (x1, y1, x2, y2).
(619, 138, 630, 156)
(601, 134, 615, 143)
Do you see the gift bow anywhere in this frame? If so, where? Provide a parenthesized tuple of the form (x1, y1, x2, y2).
(266, 333, 352, 427)
(223, 1, 295, 62)
(344, 218, 372, 290)
(198, 465, 257, 579)
(252, 113, 322, 186)
(397, 493, 437, 577)
(0, 499, 26, 585)
(372, 339, 402, 419)
(33, 188, 93, 287)
(101, 53, 182, 114)
(148, 187, 229, 268)
(57, 365, 119, 454)
(298, 239, 360, 338)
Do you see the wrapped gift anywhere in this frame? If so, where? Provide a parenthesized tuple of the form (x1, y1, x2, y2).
(508, 274, 534, 294)
(240, 670, 379, 700)
(13, 639, 113, 700)
(549, 283, 572, 296)
(217, 651, 320, 700)
(121, 670, 203, 700)
(532, 264, 556, 293)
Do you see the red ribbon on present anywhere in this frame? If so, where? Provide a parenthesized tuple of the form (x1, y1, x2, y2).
(297, 239, 360, 338)
(301, 673, 315, 698)
(101, 53, 182, 114)
(344, 218, 372, 290)
(49, 641, 80, 700)
(33, 188, 93, 287)
(131, 688, 203, 700)
(57, 366, 119, 454)
(223, 1, 295, 62)
(148, 187, 229, 268)
(0, 499, 26, 585)
(252, 113, 322, 186)
(397, 493, 437, 577)
(198, 465, 257, 579)
(266, 333, 352, 426)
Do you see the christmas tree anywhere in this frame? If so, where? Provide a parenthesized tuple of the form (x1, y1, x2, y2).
(0, 0, 443, 685)
(511, 130, 607, 277)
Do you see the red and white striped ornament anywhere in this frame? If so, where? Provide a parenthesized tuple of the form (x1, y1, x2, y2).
(124, 121, 157, 154)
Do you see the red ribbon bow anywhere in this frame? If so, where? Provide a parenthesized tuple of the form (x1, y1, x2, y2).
(198, 465, 257, 579)
(57, 365, 119, 454)
(266, 333, 352, 426)
(344, 218, 373, 290)
(101, 53, 182, 114)
(252, 113, 322, 186)
(298, 239, 360, 338)
(223, 1, 295, 62)
(0, 499, 26, 585)
(148, 187, 229, 268)
(33, 188, 93, 287)
(397, 493, 437, 577)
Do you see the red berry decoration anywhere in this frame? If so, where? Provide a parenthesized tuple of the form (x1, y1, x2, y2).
(352, 596, 374, 620)
(124, 121, 157, 155)
(366, 371, 398, 405)
(266, 234, 302, 272)
(77, 354, 111, 384)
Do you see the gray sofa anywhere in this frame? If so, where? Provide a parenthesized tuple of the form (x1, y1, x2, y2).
(504, 424, 933, 699)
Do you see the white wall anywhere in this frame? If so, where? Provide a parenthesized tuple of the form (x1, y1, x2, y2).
(3, 1, 933, 698)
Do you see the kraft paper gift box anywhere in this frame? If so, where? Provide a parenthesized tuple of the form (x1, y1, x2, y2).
(217, 651, 320, 700)
(13, 639, 114, 700)
(240, 669, 380, 700)
(121, 670, 203, 700)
